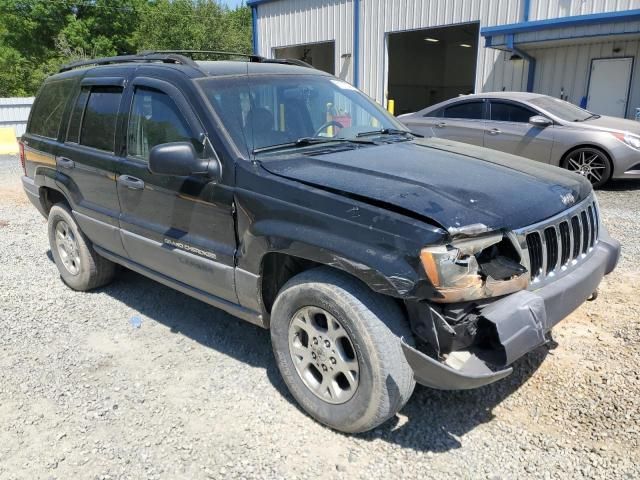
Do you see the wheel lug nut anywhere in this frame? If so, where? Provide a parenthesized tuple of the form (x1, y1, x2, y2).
(330, 357, 336, 364)
(312, 352, 316, 359)
(324, 340, 330, 348)
(313, 338, 318, 345)
(322, 365, 328, 371)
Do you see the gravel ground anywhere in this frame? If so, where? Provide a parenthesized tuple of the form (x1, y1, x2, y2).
(1, 154, 639, 479)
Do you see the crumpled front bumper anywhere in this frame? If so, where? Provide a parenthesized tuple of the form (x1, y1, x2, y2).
(402, 228, 621, 390)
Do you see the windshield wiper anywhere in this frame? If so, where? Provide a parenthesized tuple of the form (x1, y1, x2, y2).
(253, 137, 375, 154)
(356, 128, 424, 138)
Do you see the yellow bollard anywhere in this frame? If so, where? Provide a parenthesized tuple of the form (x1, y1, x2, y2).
(326, 102, 334, 136)
(387, 99, 395, 116)
(0, 127, 18, 155)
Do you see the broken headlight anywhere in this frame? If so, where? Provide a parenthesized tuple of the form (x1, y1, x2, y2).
(420, 233, 529, 303)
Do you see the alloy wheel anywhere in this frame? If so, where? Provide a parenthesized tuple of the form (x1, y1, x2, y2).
(288, 306, 360, 404)
(54, 220, 81, 275)
(565, 148, 608, 185)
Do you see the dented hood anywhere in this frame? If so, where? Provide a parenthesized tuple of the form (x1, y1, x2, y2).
(259, 138, 593, 231)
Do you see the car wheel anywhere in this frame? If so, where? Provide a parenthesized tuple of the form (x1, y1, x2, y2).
(562, 147, 612, 189)
(270, 267, 416, 433)
(48, 203, 116, 291)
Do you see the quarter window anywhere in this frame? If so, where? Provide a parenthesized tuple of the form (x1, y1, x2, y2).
(127, 87, 194, 160)
(28, 79, 75, 139)
(79, 86, 123, 152)
(443, 102, 484, 120)
(490, 102, 535, 123)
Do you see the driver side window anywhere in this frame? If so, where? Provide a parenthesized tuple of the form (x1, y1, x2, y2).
(127, 87, 195, 161)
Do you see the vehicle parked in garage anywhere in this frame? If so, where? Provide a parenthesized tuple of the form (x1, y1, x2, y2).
(399, 92, 640, 188)
(21, 53, 619, 433)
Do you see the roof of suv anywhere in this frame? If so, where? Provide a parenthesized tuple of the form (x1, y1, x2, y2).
(50, 53, 327, 83)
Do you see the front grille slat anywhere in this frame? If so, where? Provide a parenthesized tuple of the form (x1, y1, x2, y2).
(580, 211, 590, 254)
(526, 232, 543, 280)
(559, 221, 571, 266)
(521, 197, 600, 285)
(543, 227, 558, 274)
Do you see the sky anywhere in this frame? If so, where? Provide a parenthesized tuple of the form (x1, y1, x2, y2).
(219, 0, 247, 8)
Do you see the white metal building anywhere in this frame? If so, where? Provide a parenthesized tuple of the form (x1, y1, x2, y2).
(249, 0, 640, 119)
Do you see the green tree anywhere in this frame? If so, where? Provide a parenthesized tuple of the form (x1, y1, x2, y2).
(0, 0, 253, 96)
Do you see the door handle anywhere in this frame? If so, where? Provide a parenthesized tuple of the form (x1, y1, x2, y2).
(117, 175, 145, 190)
(487, 128, 501, 135)
(435, 122, 447, 128)
(57, 157, 75, 169)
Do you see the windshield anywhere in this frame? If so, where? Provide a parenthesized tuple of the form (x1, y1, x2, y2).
(199, 74, 407, 155)
(528, 96, 596, 122)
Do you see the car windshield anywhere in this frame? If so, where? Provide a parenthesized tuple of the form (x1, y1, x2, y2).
(528, 96, 597, 122)
(199, 74, 407, 155)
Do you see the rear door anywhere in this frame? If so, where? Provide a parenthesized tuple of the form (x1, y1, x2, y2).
(117, 75, 237, 302)
(485, 100, 554, 163)
(428, 100, 486, 146)
(57, 78, 128, 257)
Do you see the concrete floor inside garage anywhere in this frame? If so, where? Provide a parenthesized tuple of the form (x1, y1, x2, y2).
(387, 23, 479, 115)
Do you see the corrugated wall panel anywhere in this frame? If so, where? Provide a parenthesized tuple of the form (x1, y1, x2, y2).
(530, 0, 640, 21)
(529, 39, 640, 118)
(256, 0, 354, 83)
(360, 0, 525, 103)
(0, 97, 34, 138)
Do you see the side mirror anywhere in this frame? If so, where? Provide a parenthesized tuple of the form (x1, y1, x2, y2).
(529, 115, 553, 128)
(148, 142, 220, 180)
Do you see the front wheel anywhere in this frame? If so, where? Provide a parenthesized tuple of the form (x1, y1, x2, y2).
(270, 267, 415, 433)
(562, 147, 612, 189)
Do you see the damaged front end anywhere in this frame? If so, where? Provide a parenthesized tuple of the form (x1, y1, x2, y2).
(401, 220, 620, 390)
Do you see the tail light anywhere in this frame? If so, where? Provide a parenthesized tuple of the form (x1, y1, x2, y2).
(18, 140, 26, 175)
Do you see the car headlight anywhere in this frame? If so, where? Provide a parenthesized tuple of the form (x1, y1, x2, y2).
(420, 233, 529, 303)
(613, 132, 640, 150)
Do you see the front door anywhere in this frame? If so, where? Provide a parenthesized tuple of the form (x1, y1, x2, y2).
(587, 57, 633, 118)
(485, 100, 554, 162)
(116, 76, 237, 303)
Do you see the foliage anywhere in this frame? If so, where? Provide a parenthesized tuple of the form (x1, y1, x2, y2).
(0, 0, 252, 96)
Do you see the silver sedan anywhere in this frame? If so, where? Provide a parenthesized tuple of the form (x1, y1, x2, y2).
(399, 92, 640, 188)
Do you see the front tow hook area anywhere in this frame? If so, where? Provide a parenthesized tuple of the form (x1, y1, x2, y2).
(401, 339, 513, 390)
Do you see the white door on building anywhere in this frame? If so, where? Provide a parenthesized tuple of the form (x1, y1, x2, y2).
(587, 57, 633, 118)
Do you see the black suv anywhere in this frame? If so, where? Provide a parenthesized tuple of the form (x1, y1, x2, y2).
(21, 52, 620, 433)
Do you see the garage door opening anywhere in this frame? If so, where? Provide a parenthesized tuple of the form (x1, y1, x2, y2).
(387, 23, 479, 115)
(274, 41, 335, 75)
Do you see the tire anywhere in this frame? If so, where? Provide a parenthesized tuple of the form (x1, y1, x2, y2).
(270, 267, 416, 433)
(48, 203, 116, 291)
(561, 146, 612, 189)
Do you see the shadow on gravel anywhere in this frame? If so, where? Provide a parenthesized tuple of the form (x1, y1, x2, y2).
(66, 256, 551, 453)
(600, 179, 640, 192)
(356, 346, 550, 452)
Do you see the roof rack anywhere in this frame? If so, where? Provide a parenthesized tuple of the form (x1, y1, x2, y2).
(143, 50, 315, 69)
(58, 50, 315, 73)
(59, 52, 198, 73)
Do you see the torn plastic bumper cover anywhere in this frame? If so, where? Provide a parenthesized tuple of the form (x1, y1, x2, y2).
(402, 233, 620, 390)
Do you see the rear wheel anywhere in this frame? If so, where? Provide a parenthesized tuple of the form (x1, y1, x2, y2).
(562, 147, 612, 189)
(48, 203, 116, 291)
(270, 267, 415, 433)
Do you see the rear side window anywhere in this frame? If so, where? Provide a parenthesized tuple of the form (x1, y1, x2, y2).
(80, 87, 123, 152)
(490, 101, 535, 123)
(66, 88, 89, 144)
(443, 102, 484, 120)
(127, 87, 195, 161)
(28, 79, 75, 139)
(423, 107, 444, 118)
